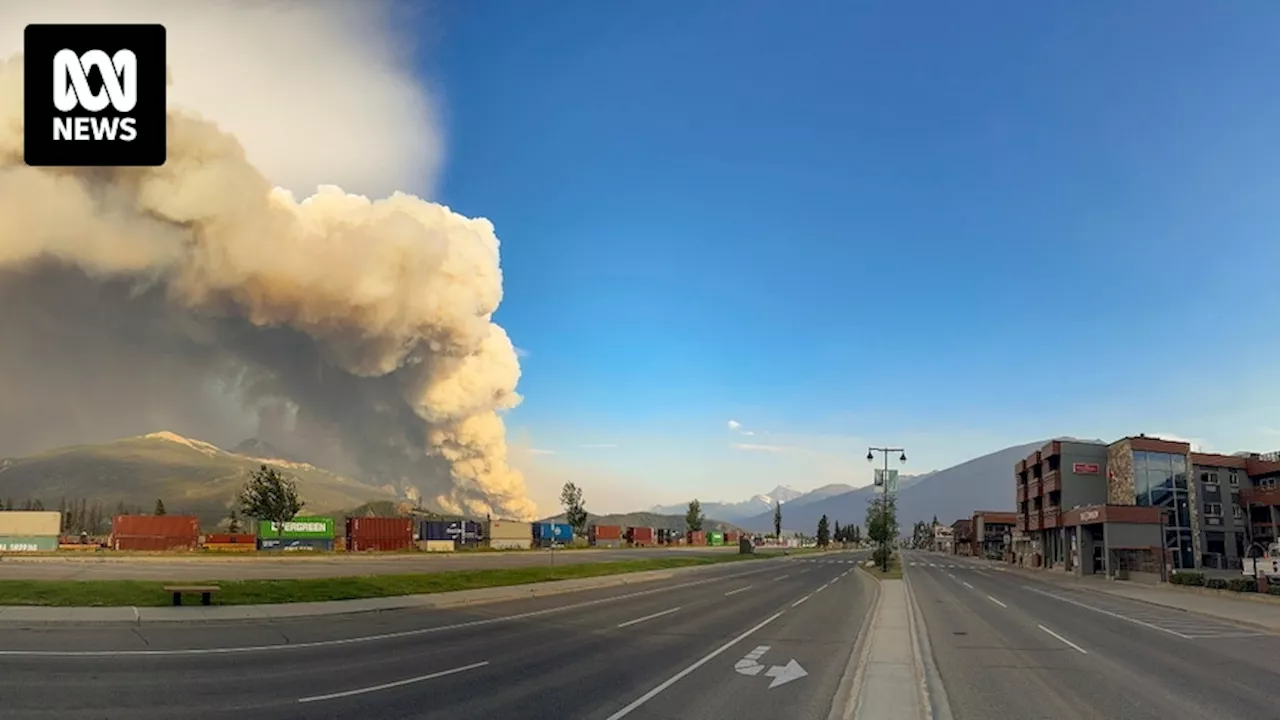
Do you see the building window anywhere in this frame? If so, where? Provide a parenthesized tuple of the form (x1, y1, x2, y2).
(1262, 478, 1278, 490)
(1233, 505, 1243, 519)
(1228, 469, 1240, 487)
(1205, 503, 1222, 517)
(1202, 472, 1219, 485)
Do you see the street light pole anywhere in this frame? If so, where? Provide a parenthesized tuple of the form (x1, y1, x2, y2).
(867, 446, 907, 572)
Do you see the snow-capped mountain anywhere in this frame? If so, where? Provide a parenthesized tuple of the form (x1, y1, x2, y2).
(650, 484, 848, 523)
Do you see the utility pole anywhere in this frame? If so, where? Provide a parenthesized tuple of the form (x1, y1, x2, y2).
(867, 446, 907, 572)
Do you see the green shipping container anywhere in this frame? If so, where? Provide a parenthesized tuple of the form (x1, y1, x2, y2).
(258, 517, 335, 539)
(708, 531, 725, 546)
(0, 535, 59, 552)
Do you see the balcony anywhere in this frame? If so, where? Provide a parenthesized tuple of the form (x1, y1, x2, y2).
(1043, 469, 1061, 493)
(1015, 515, 1027, 533)
(1028, 478, 1043, 498)
(1044, 506, 1061, 528)
(1016, 485, 1026, 503)
(1028, 513, 1042, 531)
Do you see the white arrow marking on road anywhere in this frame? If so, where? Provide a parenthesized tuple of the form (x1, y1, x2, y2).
(734, 645, 808, 688)
(765, 658, 809, 688)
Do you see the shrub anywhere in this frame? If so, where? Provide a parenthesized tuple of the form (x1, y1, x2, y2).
(1268, 582, 1280, 596)
(1206, 577, 1228, 590)
(871, 546, 892, 569)
(1226, 578, 1257, 593)
(1170, 571, 1205, 586)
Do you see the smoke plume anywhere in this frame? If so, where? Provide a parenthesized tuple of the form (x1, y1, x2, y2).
(0, 1, 537, 519)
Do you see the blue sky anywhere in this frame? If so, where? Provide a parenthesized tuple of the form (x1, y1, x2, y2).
(420, 1, 1280, 511)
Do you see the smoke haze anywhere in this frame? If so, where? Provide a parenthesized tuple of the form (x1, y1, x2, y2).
(0, 1, 537, 519)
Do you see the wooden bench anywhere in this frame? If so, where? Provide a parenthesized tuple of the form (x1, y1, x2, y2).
(163, 585, 220, 606)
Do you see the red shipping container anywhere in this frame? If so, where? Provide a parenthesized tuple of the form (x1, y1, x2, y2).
(628, 526, 655, 546)
(346, 517, 413, 552)
(690, 531, 707, 546)
(589, 524, 623, 541)
(112, 535, 200, 551)
(724, 531, 740, 544)
(204, 533, 255, 545)
(112, 515, 200, 538)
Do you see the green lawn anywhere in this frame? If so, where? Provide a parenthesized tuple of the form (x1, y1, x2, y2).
(859, 554, 903, 580)
(0, 553, 762, 607)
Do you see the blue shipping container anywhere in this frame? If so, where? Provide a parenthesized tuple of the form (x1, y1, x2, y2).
(420, 520, 482, 542)
(534, 523, 574, 544)
(258, 537, 334, 552)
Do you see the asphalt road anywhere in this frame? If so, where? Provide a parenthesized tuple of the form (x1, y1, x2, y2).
(905, 550, 1280, 719)
(0, 550, 875, 719)
(0, 546, 743, 581)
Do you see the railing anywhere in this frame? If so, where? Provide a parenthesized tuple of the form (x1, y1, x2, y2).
(1028, 514, 1042, 531)
(1043, 469, 1061, 493)
(1028, 479, 1042, 498)
(1043, 507, 1061, 527)
(1016, 486, 1026, 503)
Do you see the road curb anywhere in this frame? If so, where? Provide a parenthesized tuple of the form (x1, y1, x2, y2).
(0, 557, 785, 625)
(904, 568, 952, 720)
(1068, 584, 1280, 634)
(828, 572, 882, 720)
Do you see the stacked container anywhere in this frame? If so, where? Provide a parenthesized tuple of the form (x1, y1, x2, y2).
(258, 517, 336, 551)
(345, 517, 413, 552)
(588, 524, 623, 548)
(486, 520, 532, 550)
(627, 526, 656, 547)
(204, 533, 257, 552)
(0, 511, 61, 552)
(111, 515, 200, 551)
(708, 530, 725, 546)
(724, 531, 740, 545)
(532, 522, 573, 548)
(419, 520, 483, 550)
(689, 530, 707, 546)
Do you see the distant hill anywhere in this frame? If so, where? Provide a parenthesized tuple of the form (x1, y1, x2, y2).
(650, 484, 834, 523)
(737, 442, 1044, 534)
(0, 432, 402, 530)
(539, 510, 744, 533)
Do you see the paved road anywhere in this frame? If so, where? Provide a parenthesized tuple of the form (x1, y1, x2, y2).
(0, 550, 875, 719)
(0, 546, 743, 581)
(904, 550, 1280, 719)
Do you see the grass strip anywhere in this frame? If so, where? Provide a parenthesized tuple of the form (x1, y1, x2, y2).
(859, 554, 903, 580)
(0, 553, 764, 607)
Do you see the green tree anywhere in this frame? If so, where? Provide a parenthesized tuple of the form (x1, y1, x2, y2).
(154, 499, 166, 516)
(817, 514, 830, 547)
(851, 524, 862, 545)
(773, 500, 782, 538)
(559, 481, 590, 537)
(685, 499, 705, 533)
(832, 519, 841, 544)
(238, 465, 304, 539)
(866, 494, 898, 571)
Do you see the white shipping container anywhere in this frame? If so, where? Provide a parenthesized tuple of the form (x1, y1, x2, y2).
(418, 540, 456, 553)
(487, 538, 532, 550)
(0, 511, 61, 536)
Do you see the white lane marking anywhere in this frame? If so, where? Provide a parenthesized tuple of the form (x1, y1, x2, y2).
(724, 585, 753, 597)
(774, 574, 790, 581)
(1038, 625, 1088, 654)
(605, 611, 786, 719)
(0, 563, 781, 658)
(987, 595, 1007, 608)
(298, 661, 489, 703)
(1022, 585, 1192, 639)
(791, 595, 811, 608)
(962, 581, 974, 589)
(946, 572, 956, 579)
(814, 584, 827, 594)
(616, 606, 682, 628)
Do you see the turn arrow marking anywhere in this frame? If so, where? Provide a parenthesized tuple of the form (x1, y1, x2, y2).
(733, 645, 808, 689)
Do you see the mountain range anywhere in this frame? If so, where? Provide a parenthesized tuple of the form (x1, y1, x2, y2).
(648, 485, 808, 523)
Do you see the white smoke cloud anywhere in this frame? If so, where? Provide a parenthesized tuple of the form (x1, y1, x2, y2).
(0, 1, 536, 519)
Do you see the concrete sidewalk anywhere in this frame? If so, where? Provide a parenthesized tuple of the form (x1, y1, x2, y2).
(843, 579, 930, 720)
(0, 561, 754, 625)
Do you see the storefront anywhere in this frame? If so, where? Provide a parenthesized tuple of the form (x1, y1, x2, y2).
(1061, 504, 1166, 581)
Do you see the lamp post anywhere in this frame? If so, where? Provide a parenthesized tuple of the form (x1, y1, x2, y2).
(867, 446, 907, 572)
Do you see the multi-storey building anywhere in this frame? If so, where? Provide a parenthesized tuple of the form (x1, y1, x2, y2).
(971, 510, 1016, 560)
(950, 518, 972, 555)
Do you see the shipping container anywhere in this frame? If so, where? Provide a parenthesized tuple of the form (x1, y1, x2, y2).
(724, 531, 740, 544)
(487, 520, 532, 541)
(588, 524, 623, 541)
(0, 535, 58, 552)
(689, 531, 707, 546)
(532, 522, 573, 547)
(113, 535, 200, 551)
(420, 520, 482, 543)
(0, 511, 62, 536)
(257, 517, 335, 539)
(203, 542, 256, 553)
(112, 515, 200, 538)
(628, 526, 656, 547)
(258, 537, 334, 552)
(204, 533, 255, 545)
(418, 539, 456, 553)
(345, 517, 414, 552)
(708, 531, 725, 546)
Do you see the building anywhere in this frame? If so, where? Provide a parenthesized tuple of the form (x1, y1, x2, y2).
(1015, 435, 1280, 578)
(950, 518, 972, 555)
(970, 510, 1016, 560)
(933, 524, 955, 553)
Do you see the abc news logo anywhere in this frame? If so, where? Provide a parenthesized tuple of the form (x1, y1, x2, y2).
(24, 24, 166, 167)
